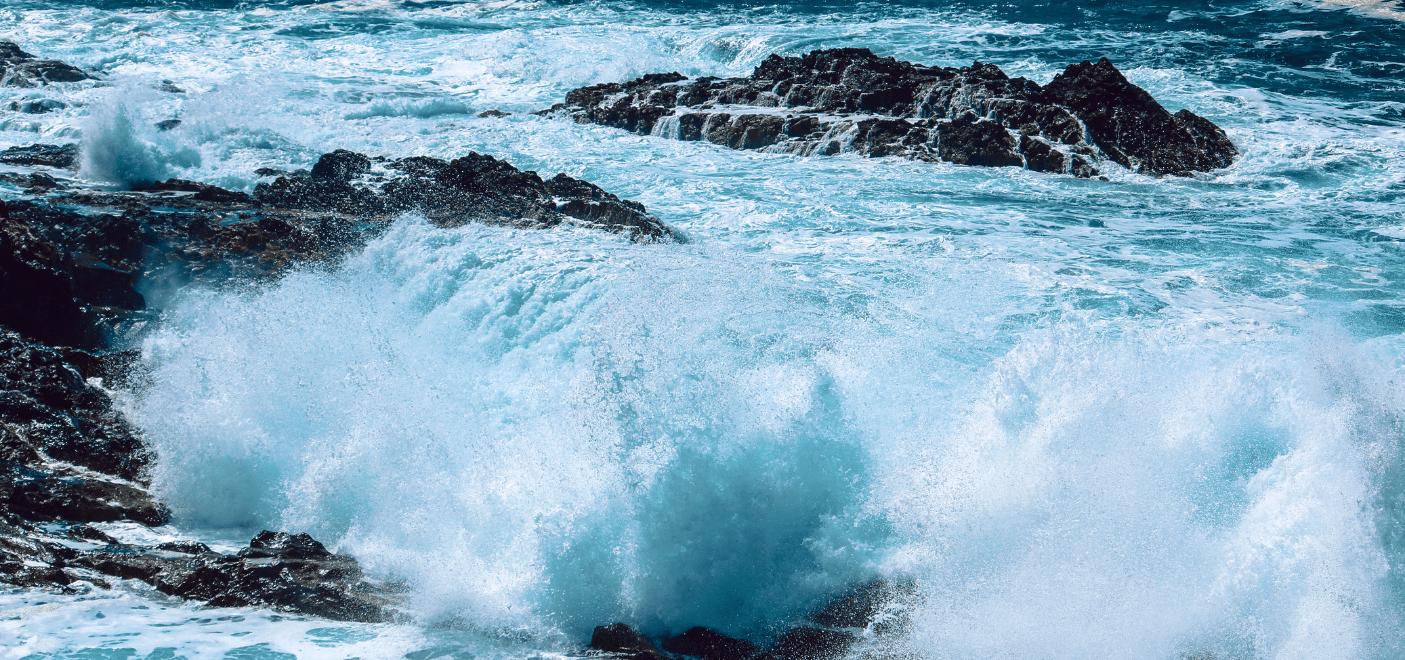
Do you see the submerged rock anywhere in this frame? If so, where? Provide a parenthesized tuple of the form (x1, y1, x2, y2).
(559, 48, 1236, 177)
(0, 42, 93, 87)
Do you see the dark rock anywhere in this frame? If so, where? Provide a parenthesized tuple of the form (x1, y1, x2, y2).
(1, 461, 169, 525)
(69, 524, 120, 545)
(591, 623, 671, 660)
(477, 109, 509, 118)
(0, 204, 89, 347)
(754, 628, 854, 660)
(560, 48, 1235, 177)
(66, 529, 398, 622)
(1041, 58, 1236, 175)
(1019, 134, 1069, 174)
(142, 178, 253, 204)
(9, 99, 67, 114)
(241, 530, 332, 560)
(0, 144, 678, 607)
(808, 577, 916, 631)
(0, 41, 93, 87)
(157, 80, 184, 94)
(0, 143, 79, 169)
(936, 113, 1022, 167)
(155, 119, 181, 132)
(0, 171, 67, 193)
(663, 627, 760, 660)
(310, 149, 372, 181)
(156, 540, 211, 554)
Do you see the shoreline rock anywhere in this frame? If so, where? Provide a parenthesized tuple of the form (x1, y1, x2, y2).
(555, 48, 1236, 177)
(0, 143, 675, 619)
(0, 41, 93, 87)
(592, 577, 918, 660)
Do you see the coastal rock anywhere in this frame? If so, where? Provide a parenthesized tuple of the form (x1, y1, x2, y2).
(0, 143, 79, 169)
(0, 42, 93, 87)
(753, 628, 854, 660)
(559, 48, 1237, 177)
(591, 623, 671, 660)
(0, 528, 402, 621)
(663, 627, 760, 660)
(593, 578, 918, 660)
(257, 149, 677, 241)
(0, 145, 676, 615)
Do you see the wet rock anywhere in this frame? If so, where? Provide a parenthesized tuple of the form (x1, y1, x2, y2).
(0, 204, 89, 347)
(591, 623, 671, 660)
(560, 48, 1236, 177)
(1, 461, 169, 526)
(0, 42, 94, 87)
(310, 149, 372, 181)
(1041, 58, 1236, 176)
(808, 577, 916, 632)
(68, 530, 400, 622)
(141, 178, 254, 205)
(477, 109, 509, 118)
(8, 99, 67, 114)
(754, 628, 853, 660)
(157, 80, 184, 94)
(663, 627, 760, 660)
(0, 143, 79, 169)
(154, 119, 182, 132)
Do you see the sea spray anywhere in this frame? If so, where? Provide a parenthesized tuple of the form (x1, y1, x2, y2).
(80, 85, 199, 188)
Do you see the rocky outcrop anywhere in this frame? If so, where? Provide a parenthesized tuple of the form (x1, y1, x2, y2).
(256, 149, 675, 241)
(1, 525, 399, 622)
(0, 144, 674, 620)
(592, 578, 918, 660)
(0, 143, 79, 169)
(0, 42, 93, 87)
(556, 48, 1236, 177)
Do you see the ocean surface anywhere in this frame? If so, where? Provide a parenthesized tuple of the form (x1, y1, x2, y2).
(3, 0, 1405, 658)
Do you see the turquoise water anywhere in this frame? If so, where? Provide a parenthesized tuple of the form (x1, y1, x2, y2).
(2, 1, 1405, 658)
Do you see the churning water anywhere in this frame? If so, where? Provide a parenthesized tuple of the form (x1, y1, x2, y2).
(3, 0, 1405, 658)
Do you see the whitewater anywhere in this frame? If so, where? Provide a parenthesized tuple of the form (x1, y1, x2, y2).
(3, 0, 1405, 658)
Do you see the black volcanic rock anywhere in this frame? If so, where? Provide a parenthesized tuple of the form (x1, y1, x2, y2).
(1040, 58, 1237, 175)
(592, 623, 671, 660)
(754, 628, 854, 660)
(310, 149, 372, 180)
(0, 42, 93, 87)
(559, 48, 1236, 177)
(0, 143, 79, 169)
(0, 145, 676, 615)
(664, 627, 760, 660)
(54, 529, 399, 621)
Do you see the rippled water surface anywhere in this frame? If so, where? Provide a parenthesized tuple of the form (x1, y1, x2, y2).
(3, 1, 1405, 659)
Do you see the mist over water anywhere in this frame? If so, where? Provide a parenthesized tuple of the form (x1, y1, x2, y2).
(4, 0, 1405, 658)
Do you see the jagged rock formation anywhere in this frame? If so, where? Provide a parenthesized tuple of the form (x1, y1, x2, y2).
(556, 48, 1237, 177)
(0, 41, 92, 87)
(1, 525, 399, 621)
(0, 144, 676, 618)
(256, 149, 674, 241)
(0, 143, 79, 169)
(592, 578, 918, 660)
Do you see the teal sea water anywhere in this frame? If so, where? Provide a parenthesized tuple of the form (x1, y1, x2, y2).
(2, 1, 1405, 658)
